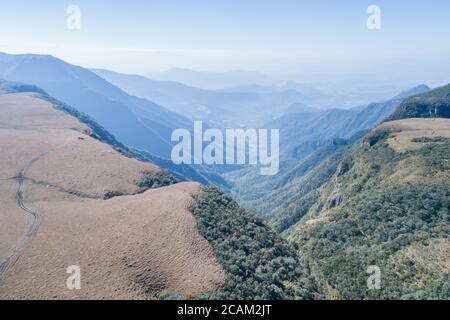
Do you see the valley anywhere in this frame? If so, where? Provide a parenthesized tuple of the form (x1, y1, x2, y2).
(1, 0, 450, 305)
(0, 53, 449, 300)
(0, 80, 310, 300)
(279, 86, 450, 299)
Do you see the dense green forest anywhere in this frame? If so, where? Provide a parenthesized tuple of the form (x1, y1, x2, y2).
(290, 185, 449, 299)
(269, 146, 354, 233)
(189, 187, 316, 300)
(285, 122, 450, 299)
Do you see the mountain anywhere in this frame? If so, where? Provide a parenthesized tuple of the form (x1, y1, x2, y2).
(143, 69, 408, 110)
(219, 82, 329, 109)
(0, 52, 191, 159)
(387, 84, 450, 121)
(92, 68, 317, 127)
(269, 84, 431, 160)
(224, 85, 431, 215)
(226, 80, 413, 110)
(0, 81, 313, 299)
(392, 84, 432, 100)
(145, 68, 276, 90)
(275, 84, 450, 299)
(0, 86, 224, 299)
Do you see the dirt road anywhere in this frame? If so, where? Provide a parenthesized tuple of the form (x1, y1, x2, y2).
(0, 152, 49, 281)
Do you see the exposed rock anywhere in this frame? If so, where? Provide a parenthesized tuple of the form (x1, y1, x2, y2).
(326, 189, 344, 209)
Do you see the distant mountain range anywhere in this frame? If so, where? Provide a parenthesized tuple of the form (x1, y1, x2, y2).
(224, 84, 432, 215)
(92, 68, 317, 127)
(0, 52, 190, 160)
(268, 84, 431, 160)
(144, 68, 415, 109)
(145, 68, 276, 90)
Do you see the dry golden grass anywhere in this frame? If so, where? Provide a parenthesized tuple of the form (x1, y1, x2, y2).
(0, 93, 225, 299)
(0, 182, 225, 299)
(27, 135, 162, 199)
(0, 93, 87, 131)
(0, 181, 31, 259)
(377, 118, 450, 152)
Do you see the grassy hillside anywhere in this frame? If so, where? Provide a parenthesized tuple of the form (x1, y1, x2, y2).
(283, 116, 450, 299)
(258, 84, 450, 299)
(1, 79, 315, 299)
(0, 79, 232, 188)
(0, 52, 193, 159)
(0, 91, 228, 299)
(0, 79, 180, 190)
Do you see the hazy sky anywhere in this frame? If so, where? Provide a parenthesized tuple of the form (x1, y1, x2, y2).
(0, 0, 449, 85)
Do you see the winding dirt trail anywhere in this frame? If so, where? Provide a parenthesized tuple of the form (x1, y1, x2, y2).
(0, 151, 53, 281)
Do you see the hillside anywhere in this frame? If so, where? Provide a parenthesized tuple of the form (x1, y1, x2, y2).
(0, 91, 227, 299)
(0, 55, 228, 187)
(224, 85, 430, 218)
(189, 187, 315, 300)
(0, 84, 311, 300)
(268, 84, 431, 161)
(0, 52, 190, 159)
(387, 84, 450, 121)
(278, 85, 450, 299)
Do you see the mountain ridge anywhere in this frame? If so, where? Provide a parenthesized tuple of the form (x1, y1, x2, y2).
(0, 79, 312, 299)
(92, 68, 318, 127)
(224, 85, 432, 216)
(275, 84, 450, 299)
(0, 52, 190, 159)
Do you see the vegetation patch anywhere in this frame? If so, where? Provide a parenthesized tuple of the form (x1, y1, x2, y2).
(411, 136, 448, 143)
(290, 185, 450, 299)
(189, 186, 316, 300)
(138, 171, 178, 191)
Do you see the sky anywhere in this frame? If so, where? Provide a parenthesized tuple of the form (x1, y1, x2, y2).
(0, 0, 450, 86)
